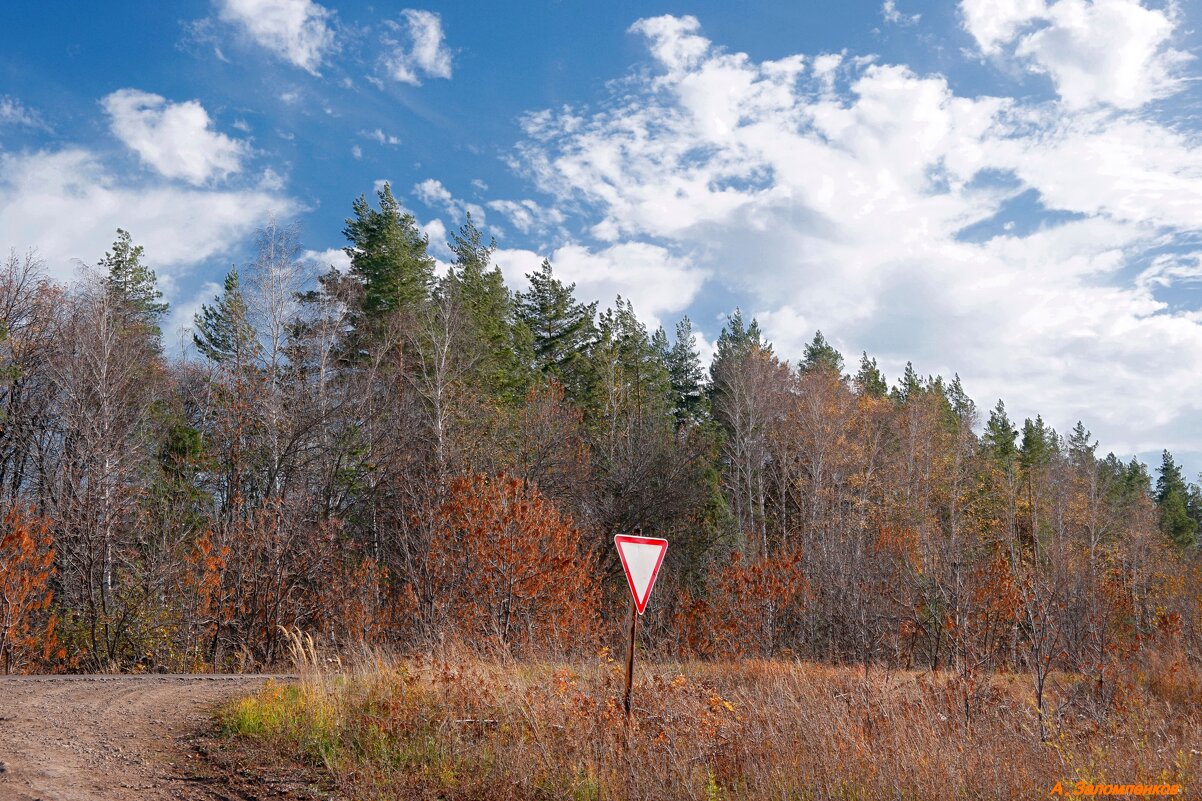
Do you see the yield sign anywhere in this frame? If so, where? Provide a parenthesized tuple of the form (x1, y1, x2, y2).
(614, 534, 668, 615)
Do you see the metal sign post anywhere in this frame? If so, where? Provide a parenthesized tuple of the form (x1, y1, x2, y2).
(614, 534, 668, 720)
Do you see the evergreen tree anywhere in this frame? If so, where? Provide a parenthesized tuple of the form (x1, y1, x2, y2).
(591, 297, 673, 424)
(982, 400, 1018, 470)
(343, 182, 434, 325)
(854, 352, 888, 398)
(1020, 416, 1054, 473)
(711, 309, 766, 380)
(946, 374, 976, 423)
(891, 362, 924, 403)
(99, 228, 168, 333)
(665, 316, 707, 425)
(1066, 421, 1097, 469)
(444, 214, 529, 400)
(800, 330, 844, 375)
(514, 259, 597, 400)
(193, 267, 256, 364)
(1155, 450, 1196, 548)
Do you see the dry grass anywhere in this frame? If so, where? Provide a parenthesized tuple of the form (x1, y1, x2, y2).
(221, 644, 1202, 800)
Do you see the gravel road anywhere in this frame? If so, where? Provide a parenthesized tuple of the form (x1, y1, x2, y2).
(0, 674, 299, 801)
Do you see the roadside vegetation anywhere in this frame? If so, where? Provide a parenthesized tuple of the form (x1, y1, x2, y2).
(221, 640, 1201, 801)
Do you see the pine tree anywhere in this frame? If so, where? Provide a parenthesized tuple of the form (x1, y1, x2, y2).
(1020, 416, 1054, 473)
(193, 267, 256, 364)
(800, 330, 843, 375)
(854, 352, 888, 398)
(711, 309, 766, 379)
(1155, 450, 1196, 548)
(593, 297, 673, 420)
(1066, 421, 1097, 470)
(891, 362, 924, 403)
(982, 400, 1018, 470)
(946, 374, 976, 422)
(99, 228, 168, 333)
(514, 259, 597, 400)
(665, 316, 706, 425)
(444, 214, 529, 400)
(343, 182, 434, 325)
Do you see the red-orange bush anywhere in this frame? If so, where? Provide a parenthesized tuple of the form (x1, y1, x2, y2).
(677, 549, 807, 657)
(429, 473, 601, 654)
(0, 506, 59, 674)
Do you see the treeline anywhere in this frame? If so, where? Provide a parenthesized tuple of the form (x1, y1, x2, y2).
(1, 183, 1199, 709)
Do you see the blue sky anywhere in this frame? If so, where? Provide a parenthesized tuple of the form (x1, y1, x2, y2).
(4, 0, 1202, 475)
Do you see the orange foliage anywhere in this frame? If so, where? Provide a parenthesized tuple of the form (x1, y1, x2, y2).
(679, 549, 807, 657)
(429, 473, 601, 654)
(318, 555, 389, 646)
(0, 506, 59, 674)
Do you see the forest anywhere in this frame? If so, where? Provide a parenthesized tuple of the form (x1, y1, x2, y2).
(1, 181, 1200, 729)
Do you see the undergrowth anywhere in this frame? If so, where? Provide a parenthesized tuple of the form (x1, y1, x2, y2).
(220, 638, 1201, 800)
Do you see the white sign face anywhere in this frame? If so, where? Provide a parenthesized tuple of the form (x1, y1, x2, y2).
(614, 535, 668, 614)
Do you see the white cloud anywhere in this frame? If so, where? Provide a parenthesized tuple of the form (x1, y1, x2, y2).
(362, 128, 400, 146)
(382, 9, 453, 85)
(168, 279, 223, 351)
(0, 148, 294, 283)
(216, 0, 336, 75)
(511, 13, 1202, 458)
(960, 0, 1189, 108)
(102, 89, 249, 186)
(0, 96, 48, 130)
(351, 145, 363, 159)
(486, 198, 565, 235)
(960, 0, 1048, 54)
(303, 247, 352, 272)
(414, 178, 453, 206)
(882, 1, 921, 25)
(412, 179, 486, 225)
(549, 243, 707, 331)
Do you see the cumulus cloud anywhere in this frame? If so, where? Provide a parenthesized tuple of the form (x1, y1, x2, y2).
(960, 0, 1189, 108)
(303, 247, 352, 272)
(511, 13, 1202, 457)
(549, 242, 707, 331)
(216, 0, 336, 75)
(382, 9, 453, 85)
(102, 89, 249, 185)
(0, 148, 294, 282)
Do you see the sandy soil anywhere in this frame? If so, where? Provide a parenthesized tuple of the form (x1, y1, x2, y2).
(0, 674, 306, 801)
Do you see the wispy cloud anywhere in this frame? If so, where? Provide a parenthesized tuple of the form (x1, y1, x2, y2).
(216, 0, 336, 75)
(382, 9, 454, 85)
(881, 1, 921, 26)
(0, 96, 50, 131)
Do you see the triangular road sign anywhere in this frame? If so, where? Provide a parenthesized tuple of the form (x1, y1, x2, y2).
(614, 534, 668, 615)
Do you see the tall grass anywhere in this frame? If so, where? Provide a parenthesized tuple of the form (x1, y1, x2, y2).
(221, 644, 1201, 800)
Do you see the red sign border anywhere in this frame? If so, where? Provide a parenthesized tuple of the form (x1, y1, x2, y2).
(614, 534, 668, 615)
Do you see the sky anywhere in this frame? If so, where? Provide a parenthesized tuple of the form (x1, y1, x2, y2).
(3, 0, 1202, 476)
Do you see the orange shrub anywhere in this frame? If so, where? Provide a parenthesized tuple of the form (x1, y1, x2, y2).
(430, 473, 602, 654)
(677, 549, 807, 657)
(0, 506, 59, 674)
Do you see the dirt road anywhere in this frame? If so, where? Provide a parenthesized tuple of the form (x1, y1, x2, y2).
(0, 674, 302, 801)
